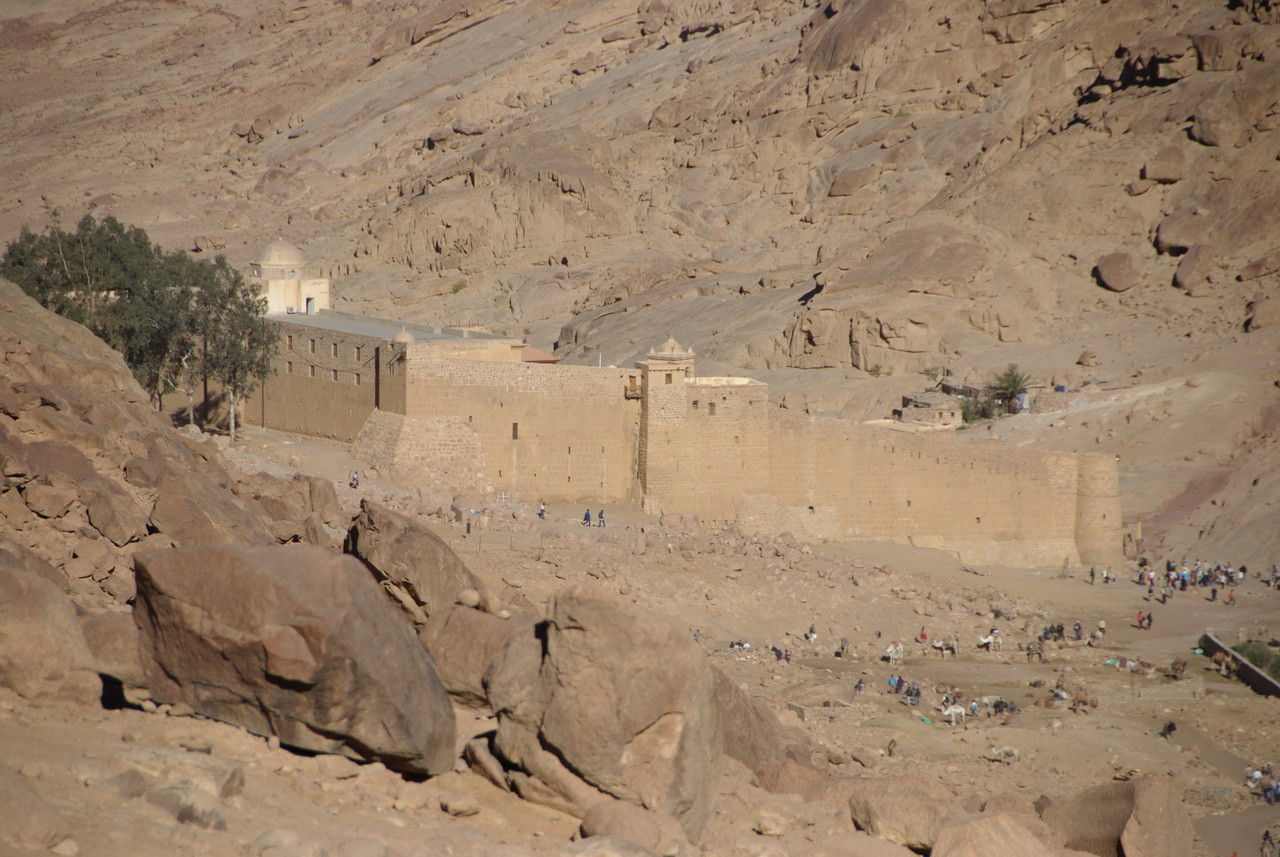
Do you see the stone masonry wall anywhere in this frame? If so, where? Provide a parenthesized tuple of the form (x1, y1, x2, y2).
(639, 379, 770, 521)
(758, 411, 1120, 566)
(245, 321, 405, 442)
(401, 346, 640, 502)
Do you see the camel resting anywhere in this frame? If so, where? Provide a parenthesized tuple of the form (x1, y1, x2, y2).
(932, 639, 959, 659)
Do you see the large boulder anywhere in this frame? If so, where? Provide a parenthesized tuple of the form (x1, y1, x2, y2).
(580, 800, 691, 857)
(931, 812, 1058, 857)
(485, 584, 722, 841)
(134, 544, 456, 776)
(420, 603, 528, 706)
(347, 499, 485, 620)
(0, 763, 70, 851)
(1094, 251, 1143, 292)
(1041, 781, 1134, 857)
(846, 776, 965, 852)
(712, 667, 792, 778)
(1118, 775, 1193, 857)
(0, 552, 101, 704)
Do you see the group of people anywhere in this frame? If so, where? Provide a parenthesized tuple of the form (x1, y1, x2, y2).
(1246, 764, 1280, 805)
(1138, 558, 1254, 605)
(581, 509, 605, 526)
(888, 675, 921, 705)
(1134, 610, 1154, 630)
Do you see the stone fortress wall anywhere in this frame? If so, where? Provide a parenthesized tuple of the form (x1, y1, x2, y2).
(247, 319, 404, 442)
(396, 343, 641, 502)
(239, 244, 1121, 565)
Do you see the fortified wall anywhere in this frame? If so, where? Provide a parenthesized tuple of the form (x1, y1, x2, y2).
(240, 246, 1121, 566)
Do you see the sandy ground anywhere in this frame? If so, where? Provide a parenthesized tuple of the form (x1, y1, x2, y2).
(6, 424, 1275, 857)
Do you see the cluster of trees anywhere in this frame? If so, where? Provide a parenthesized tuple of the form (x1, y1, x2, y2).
(1, 215, 275, 439)
(958, 365, 1031, 423)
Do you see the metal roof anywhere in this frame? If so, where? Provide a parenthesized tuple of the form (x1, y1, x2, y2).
(264, 310, 507, 343)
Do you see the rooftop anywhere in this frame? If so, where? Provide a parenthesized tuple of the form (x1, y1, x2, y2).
(264, 310, 508, 343)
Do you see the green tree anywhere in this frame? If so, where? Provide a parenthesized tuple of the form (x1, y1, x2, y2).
(194, 258, 276, 441)
(3, 215, 276, 433)
(990, 364, 1030, 412)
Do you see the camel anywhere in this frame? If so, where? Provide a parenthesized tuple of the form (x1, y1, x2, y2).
(1210, 651, 1236, 677)
(1168, 658, 1188, 680)
(977, 632, 1002, 652)
(987, 744, 1020, 765)
(885, 643, 904, 666)
(938, 704, 967, 726)
(1026, 640, 1044, 663)
(932, 639, 959, 659)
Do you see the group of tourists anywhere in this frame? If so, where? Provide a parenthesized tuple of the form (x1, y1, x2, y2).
(1246, 764, 1280, 805)
(1136, 558, 1253, 604)
(581, 509, 605, 526)
(888, 674, 921, 705)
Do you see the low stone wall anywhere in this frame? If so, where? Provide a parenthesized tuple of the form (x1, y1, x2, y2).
(1199, 632, 1280, 698)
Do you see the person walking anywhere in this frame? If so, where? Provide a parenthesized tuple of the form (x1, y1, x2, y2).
(582, 509, 591, 526)
(597, 510, 605, 527)
(538, 503, 546, 520)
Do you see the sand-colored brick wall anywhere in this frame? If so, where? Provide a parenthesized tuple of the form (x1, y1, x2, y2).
(351, 410, 490, 488)
(755, 411, 1119, 566)
(639, 377, 770, 521)
(244, 320, 406, 442)
(400, 345, 640, 502)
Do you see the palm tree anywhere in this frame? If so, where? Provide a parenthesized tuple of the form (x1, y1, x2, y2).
(990, 364, 1030, 413)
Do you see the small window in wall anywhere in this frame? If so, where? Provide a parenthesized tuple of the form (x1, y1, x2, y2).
(355, 346, 362, 361)
(512, 422, 519, 440)
(331, 342, 338, 357)
(708, 402, 716, 416)
(354, 374, 361, 386)
(309, 365, 316, 378)
(287, 335, 293, 349)
(692, 401, 699, 410)
(309, 339, 316, 354)
(331, 369, 338, 382)
(665, 373, 673, 384)
(286, 361, 293, 374)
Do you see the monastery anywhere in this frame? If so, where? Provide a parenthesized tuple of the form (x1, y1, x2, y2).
(243, 241, 1122, 567)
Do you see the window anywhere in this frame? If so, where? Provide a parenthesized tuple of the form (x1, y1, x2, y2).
(354, 374, 361, 386)
(331, 369, 338, 382)
(512, 422, 519, 440)
(355, 346, 362, 361)
(665, 373, 673, 384)
(692, 401, 699, 410)
(286, 361, 293, 374)
(708, 402, 716, 416)
(309, 365, 316, 378)
(287, 335, 293, 349)
(331, 343, 338, 357)
(309, 339, 316, 354)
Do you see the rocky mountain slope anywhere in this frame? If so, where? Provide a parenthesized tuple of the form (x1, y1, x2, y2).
(1, 0, 1278, 562)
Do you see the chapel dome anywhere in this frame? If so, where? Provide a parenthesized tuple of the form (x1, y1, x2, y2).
(650, 337, 694, 359)
(392, 329, 416, 344)
(256, 238, 306, 269)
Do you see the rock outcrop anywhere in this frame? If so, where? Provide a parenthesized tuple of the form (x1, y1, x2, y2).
(134, 544, 456, 776)
(347, 498, 485, 622)
(0, 550, 101, 704)
(846, 776, 965, 852)
(484, 584, 722, 841)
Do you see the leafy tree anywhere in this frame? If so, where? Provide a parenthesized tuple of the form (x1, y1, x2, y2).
(990, 364, 1030, 411)
(2, 215, 276, 434)
(193, 258, 276, 441)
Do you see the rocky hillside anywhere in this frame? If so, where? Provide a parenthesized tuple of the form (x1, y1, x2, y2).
(1, 0, 1278, 562)
(0, 277, 348, 614)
